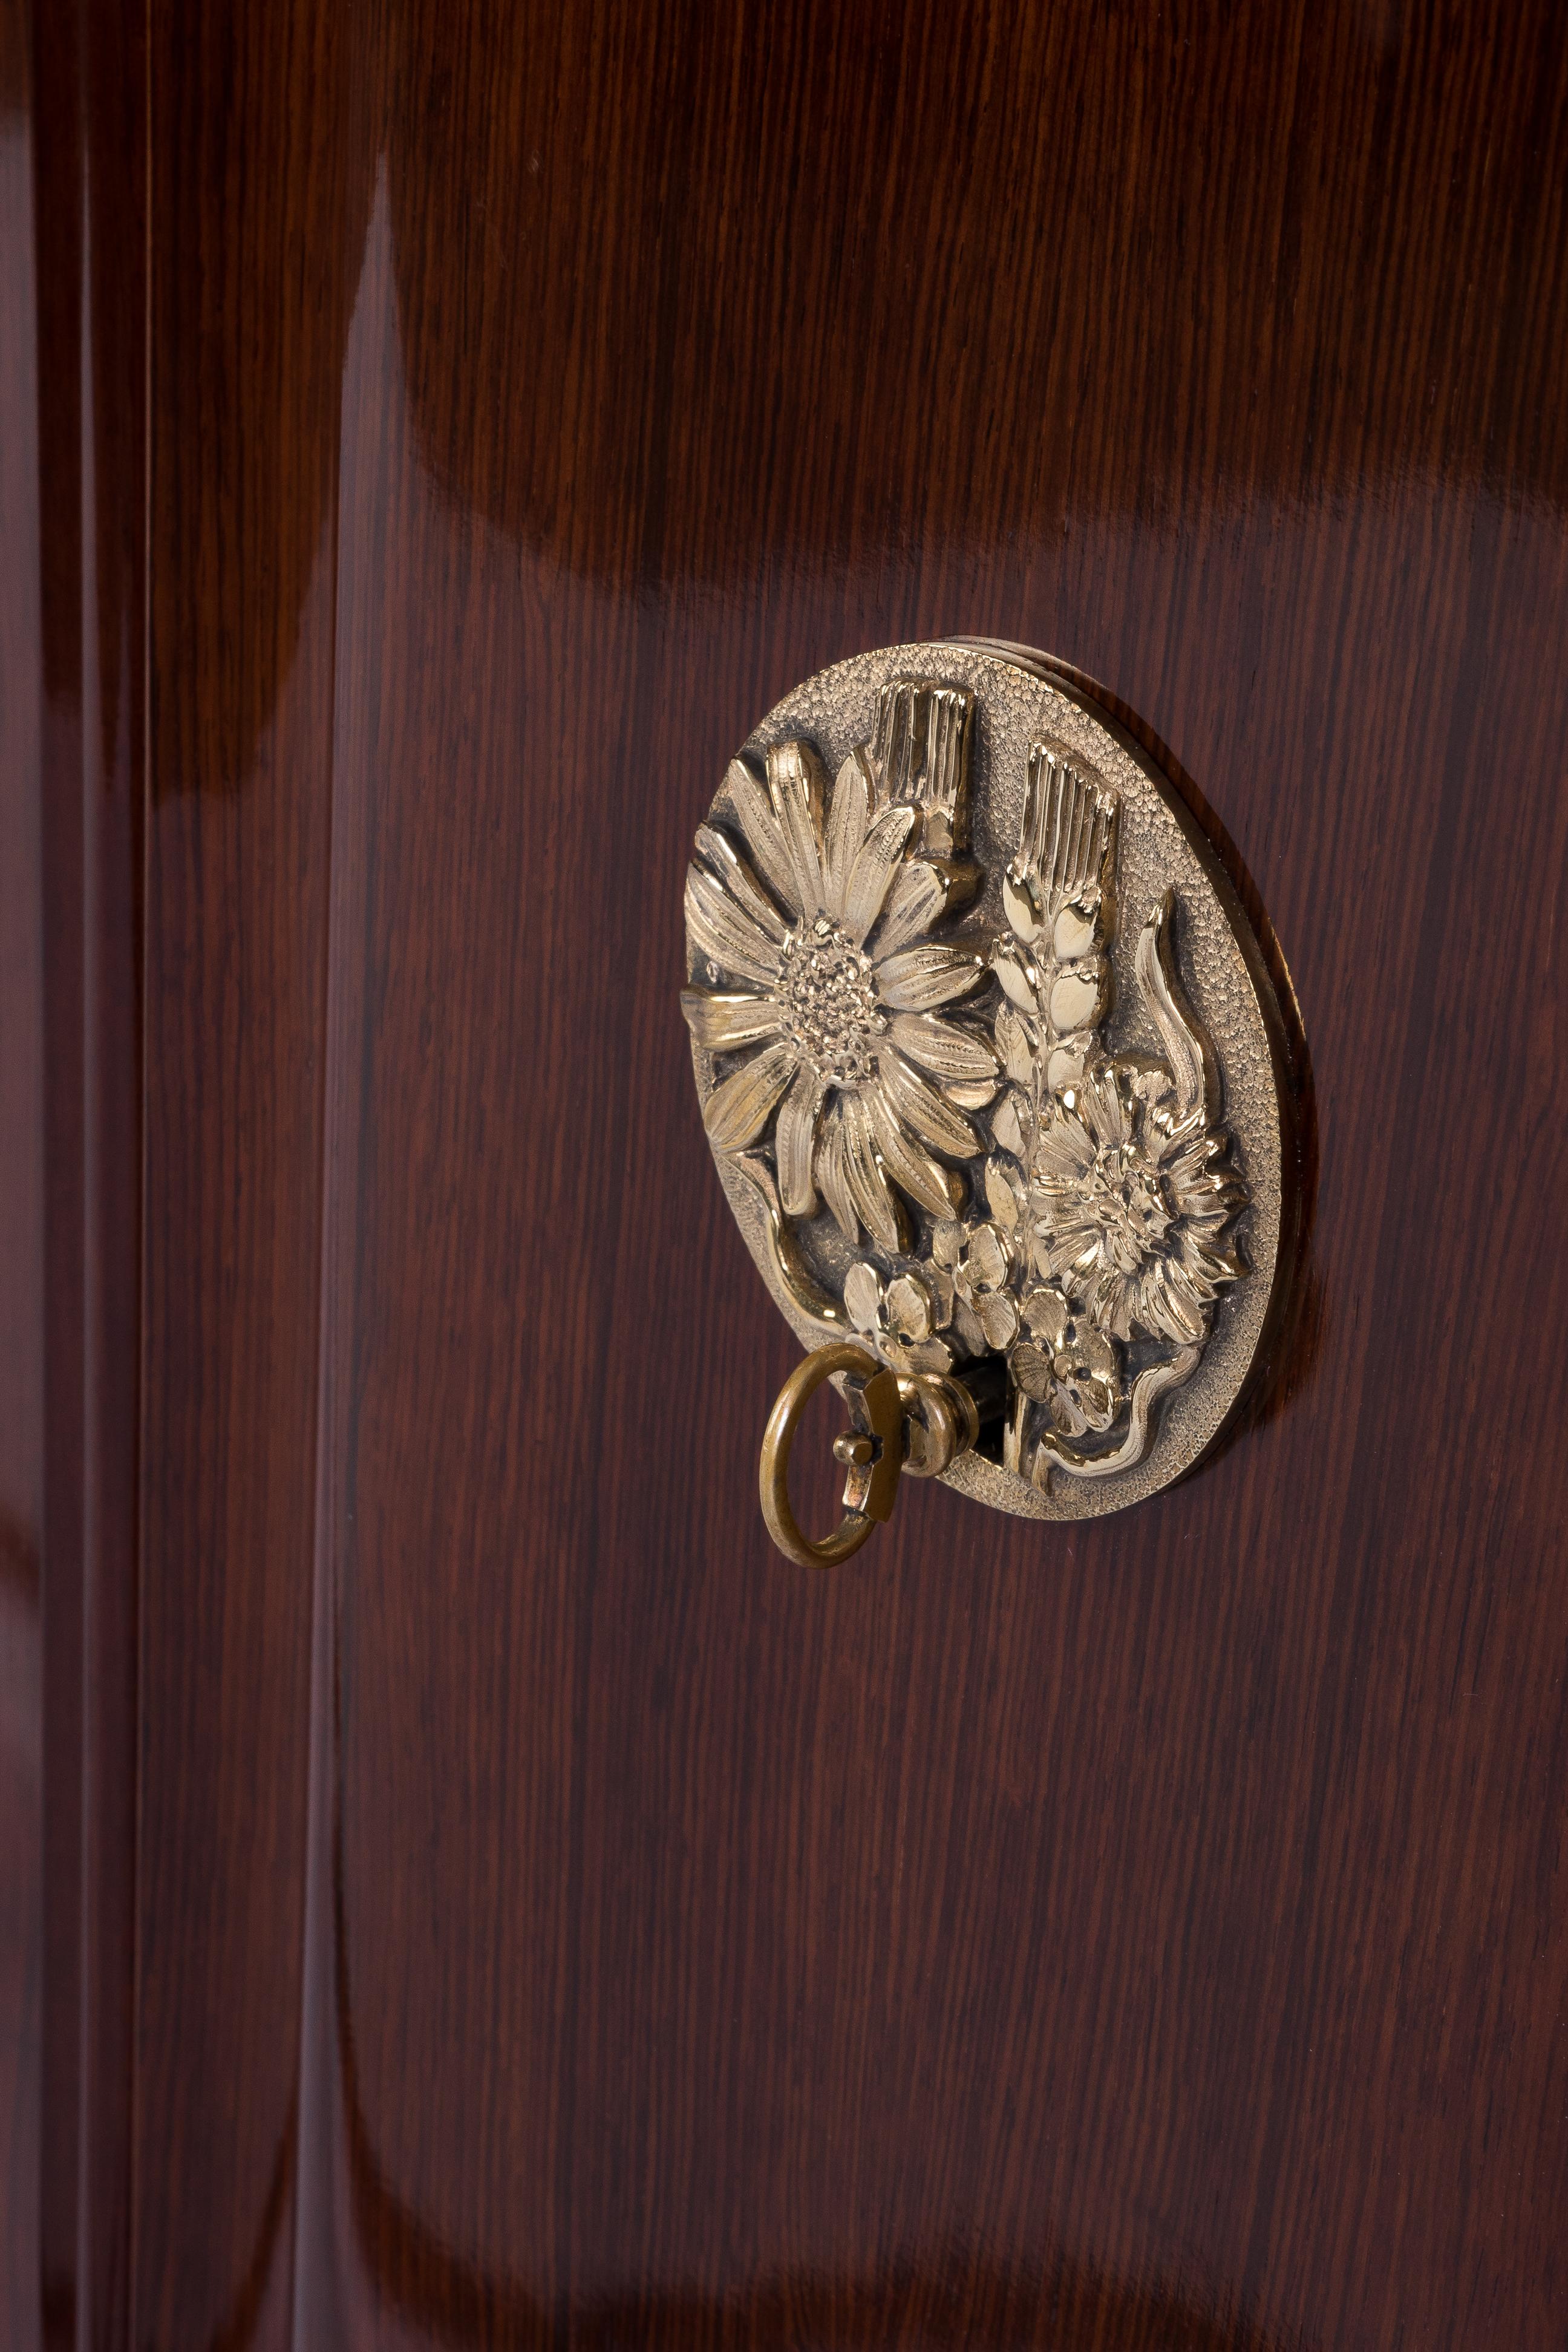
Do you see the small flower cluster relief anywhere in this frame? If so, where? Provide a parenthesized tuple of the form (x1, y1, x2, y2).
(843, 1137, 1134, 1443)
(844, 1059, 1243, 1455)
(843, 1214, 1018, 1376)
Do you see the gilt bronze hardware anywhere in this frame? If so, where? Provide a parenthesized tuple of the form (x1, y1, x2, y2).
(683, 641, 1290, 1563)
(757, 1341, 991, 1569)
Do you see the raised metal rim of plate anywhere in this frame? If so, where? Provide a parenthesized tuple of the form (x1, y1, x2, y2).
(682, 639, 1290, 1521)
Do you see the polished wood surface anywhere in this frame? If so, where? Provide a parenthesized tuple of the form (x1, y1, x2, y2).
(0, 2, 43, 2342)
(16, 1, 1568, 2345)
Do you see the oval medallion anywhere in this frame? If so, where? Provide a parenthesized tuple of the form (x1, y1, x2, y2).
(682, 641, 1292, 1520)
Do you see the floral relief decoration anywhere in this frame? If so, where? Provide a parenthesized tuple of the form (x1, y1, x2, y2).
(681, 682, 996, 1258)
(684, 684, 1250, 1490)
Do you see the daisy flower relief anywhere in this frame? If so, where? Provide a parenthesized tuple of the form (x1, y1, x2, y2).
(682, 689, 998, 1254)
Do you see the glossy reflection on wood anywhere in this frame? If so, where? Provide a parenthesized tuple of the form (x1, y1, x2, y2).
(19, 1, 1568, 2347)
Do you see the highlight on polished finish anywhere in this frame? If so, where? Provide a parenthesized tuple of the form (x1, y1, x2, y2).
(682, 642, 1290, 1551)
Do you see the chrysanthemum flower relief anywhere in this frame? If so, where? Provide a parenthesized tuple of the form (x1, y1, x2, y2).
(1025, 1063, 1246, 1345)
(681, 703, 998, 1255)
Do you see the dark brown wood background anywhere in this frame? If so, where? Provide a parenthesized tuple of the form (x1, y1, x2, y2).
(8, 0, 1568, 2345)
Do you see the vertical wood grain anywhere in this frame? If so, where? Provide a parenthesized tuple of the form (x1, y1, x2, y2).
(31, 0, 148, 2339)
(19, 1, 1568, 2347)
(0, 2, 42, 2341)
(133, 2, 377, 2345)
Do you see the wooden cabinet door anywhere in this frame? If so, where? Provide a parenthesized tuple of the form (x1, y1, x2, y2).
(5, 2, 1567, 2346)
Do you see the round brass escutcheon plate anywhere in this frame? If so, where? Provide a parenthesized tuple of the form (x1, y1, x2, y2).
(682, 640, 1292, 1524)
